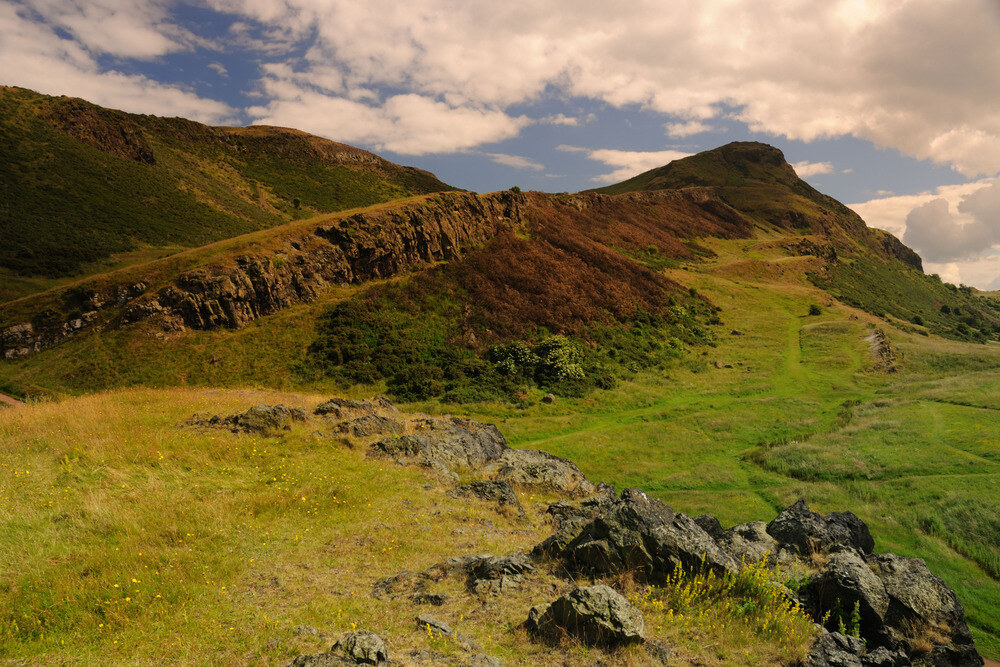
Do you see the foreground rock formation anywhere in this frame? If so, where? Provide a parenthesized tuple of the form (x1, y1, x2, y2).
(200, 399, 981, 666)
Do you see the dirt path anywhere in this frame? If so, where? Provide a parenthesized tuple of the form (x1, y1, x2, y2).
(0, 393, 25, 408)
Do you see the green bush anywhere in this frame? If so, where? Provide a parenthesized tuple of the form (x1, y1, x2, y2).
(808, 304, 822, 316)
(387, 365, 445, 401)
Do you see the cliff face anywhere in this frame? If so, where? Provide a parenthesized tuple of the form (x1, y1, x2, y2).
(0, 191, 525, 357)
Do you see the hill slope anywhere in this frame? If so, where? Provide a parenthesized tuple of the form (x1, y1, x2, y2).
(0, 86, 453, 298)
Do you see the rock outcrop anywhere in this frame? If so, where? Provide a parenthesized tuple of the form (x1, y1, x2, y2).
(766, 499, 875, 557)
(368, 416, 595, 497)
(186, 404, 306, 434)
(542, 487, 738, 581)
(526, 585, 645, 647)
(289, 630, 389, 666)
(1, 191, 524, 358)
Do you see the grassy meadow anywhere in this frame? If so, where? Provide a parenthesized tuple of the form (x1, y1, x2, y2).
(2, 233, 1000, 662)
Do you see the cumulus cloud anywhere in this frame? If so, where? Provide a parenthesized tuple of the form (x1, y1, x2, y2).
(665, 120, 715, 138)
(248, 90, 529, 155)
(556, 146, 691, 183)
(202, 0, 1000, 172)
(851, 178, 1000, 286)
(792, 161, 835, 178)
(484, 153, 545, 170)
(0, 3, 233, 123)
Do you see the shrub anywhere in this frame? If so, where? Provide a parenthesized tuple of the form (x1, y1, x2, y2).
(808, 304, 822, 316)
(912, 315, 924, 326)
(387, 364, 445, 401)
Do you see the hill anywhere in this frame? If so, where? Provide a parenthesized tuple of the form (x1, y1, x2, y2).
(0, 86, 453, 300)
(2, 126, 1000, 662)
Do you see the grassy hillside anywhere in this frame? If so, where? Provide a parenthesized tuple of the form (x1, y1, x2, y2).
(0, 86, 453, 298)
(0, 388, 817, 665)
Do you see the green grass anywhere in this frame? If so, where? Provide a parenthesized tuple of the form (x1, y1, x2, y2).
(0, 388, 815, 665)
(0, 86, 452, 289)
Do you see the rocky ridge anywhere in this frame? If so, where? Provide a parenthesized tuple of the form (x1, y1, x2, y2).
(197, 398, 983, 666)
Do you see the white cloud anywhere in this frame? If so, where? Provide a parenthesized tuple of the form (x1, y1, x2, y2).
(556, 147, 691, 183)
(792, 161, 835, 178)
(0, 3, 233, 123)
(208, 62, 228, 77)
(665, 120, 715, 138)
(851, 178, 1000, 287)
(484, 153, 544, 170)
(248, 90, 529, 155)
(205, 0, 1000, 173)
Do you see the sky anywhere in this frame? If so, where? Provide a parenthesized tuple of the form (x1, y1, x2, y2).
(3, 0, 1000, 287)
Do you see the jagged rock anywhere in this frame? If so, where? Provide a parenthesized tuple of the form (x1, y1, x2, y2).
(717, 521, 779, 567)
(369, 418, 507, 470)
(332, 631, 388, 665)
(411, 592, 448, 606)
(466, 553, 533, 596)
(187, 404, 306, 434)
(693, 513, 725, 541)
(372, 570, 414, 599)
(369, 417, 595, 497)
(332, 415, 403, 438)
(288, 654, 356, 666)
(556, 488, 738, 581)
(805, 551, 982, 665)
(526, 585, 645, 647)
(487, 448, 596, 498)
(767, 499, 874, 557)
(315, 397, 385, 420)
(806, 632, 907, 667)
(447, 480, 525, 517)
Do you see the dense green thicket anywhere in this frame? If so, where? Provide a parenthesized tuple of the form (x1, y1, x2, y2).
(304, 275, 716, 403)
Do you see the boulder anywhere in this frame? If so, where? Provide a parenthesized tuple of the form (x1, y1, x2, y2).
(332, 415, 403, 438)
(466, 553, 533, 595)
(332, 631, 389, 665)
(557, 488, 738, 580)
(806, 632, 907, 667)
(526, 585, 645, 647)
(717, 521, 780, 567)
(487, 448, 596, 498)
(189, 404, 306, 434)
(369, 418, 507, 470)
(693, 513, 725, 541)
(767, 499, 874, 556)
(805, 551, 982, 665)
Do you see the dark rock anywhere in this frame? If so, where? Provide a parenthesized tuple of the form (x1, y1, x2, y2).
(527, 585, 645, 647)
(467, 553, 533, 596)
(369, 418, 507, 470)
(805, 551, 982, 665)
(806, 632, 871, 667)
(559, 488, 738, 581)
(489, 448, 596, 498)
(767, 499, 875, 556)
(288, 654, 355, 666)
(331, 630, 388, 665)
(315, 398, 376, 420)
(372, 570, 414, 599)
(447, 480, 525, 517)
(332, 415, 403, 438)
(717, 521, 779, 567)
(411, 592, 448, 606)
(693, 513, 725, 541)
(188, 404, 306, 434)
